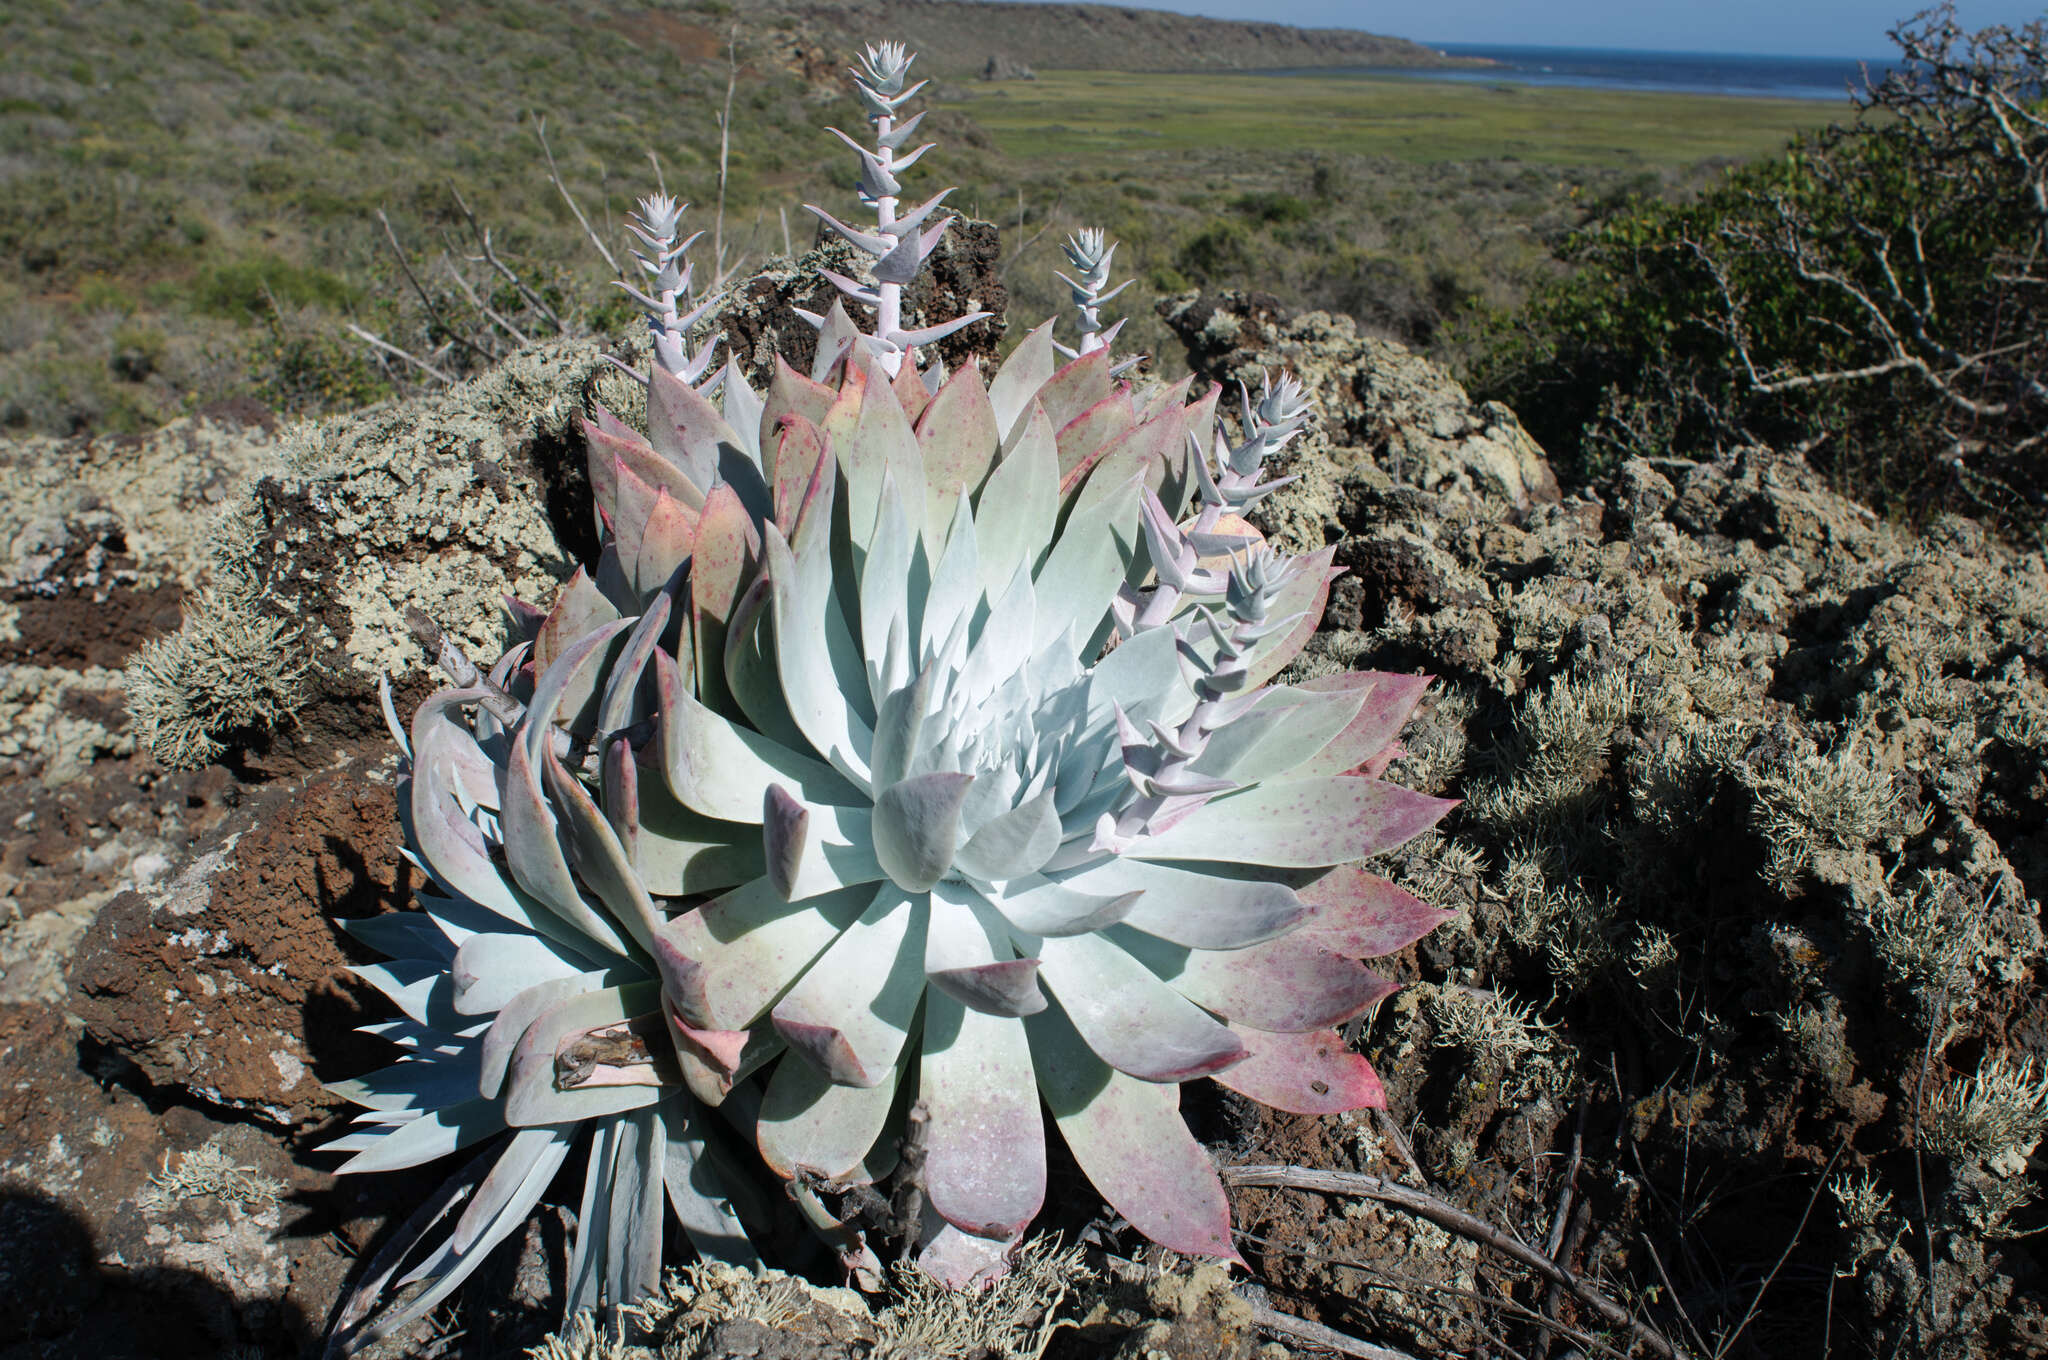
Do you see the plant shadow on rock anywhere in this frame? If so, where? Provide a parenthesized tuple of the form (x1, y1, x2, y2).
(0, 1186, 317, 1358)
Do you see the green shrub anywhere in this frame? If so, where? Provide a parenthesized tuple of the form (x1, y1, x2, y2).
(1468, 10, 2048, 540)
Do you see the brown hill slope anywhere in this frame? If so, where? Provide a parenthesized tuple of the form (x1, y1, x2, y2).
(778, 0, 1467, 76)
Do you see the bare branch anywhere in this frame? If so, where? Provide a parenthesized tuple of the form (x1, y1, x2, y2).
(534, 114, 622, 277)
(345, 323, 454, 384)
(1224, 1163, 1697, 1360)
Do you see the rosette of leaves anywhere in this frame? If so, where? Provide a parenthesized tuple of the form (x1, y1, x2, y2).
(318, 355, 793, 1353)
(640, 324, 1458, 1282)
(324, 40, 1457, 1344)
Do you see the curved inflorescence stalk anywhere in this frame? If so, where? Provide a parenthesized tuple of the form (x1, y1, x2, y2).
(616, 194, 724, 388)
(1093, 548, 1310, 852)
(1114, 369, 1311, 638)
(803, 43, 990, 375)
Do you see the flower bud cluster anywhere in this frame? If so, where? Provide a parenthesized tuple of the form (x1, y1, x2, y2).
(617, 194, 723, 386)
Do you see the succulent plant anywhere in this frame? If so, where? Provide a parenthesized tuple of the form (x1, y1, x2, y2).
(323, 38, 1455, 1349)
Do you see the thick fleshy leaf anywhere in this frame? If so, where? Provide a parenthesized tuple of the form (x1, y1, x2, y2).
(543, 744, 662, 954)
(653, 879, 873, 1031)
(690, 484, 761, 712)
(986, 875, 1142, 938)
(632, 768, 766, 896)
(763, 521, 875, 785)
(756, 1051, 901, 1181)
(859, 479, 922, 704)
(1063, 403, 1186, 513)
(872, 772, 975, 893)
(350, 957, 459, 1030)
(779, 799, 885, 901)
(1160, 382, 1222, 519)
(973, 402, 1059, 600)
(986, 319, 1057, 443)
(332, 1098, 506, 1175)
(1031, 470, 1143, 652)
(762, 784, 809, 902)
(1130, 776, 1458, 868)
(918, 493, 979, 664)
(524, 614, 636, 762)
(916, 362, 1002, 551)
(649, 363, 744, 492)
(1294, 671, 1433, 776)
(810, 300, 863, 382)
(502, 984, 667, 1126)
(1292, 862, 1458, 958)
(1052, 391, 1137, 486)
(1213, 1024, 1386, 1115)
(501, 736, 636, 957)
(927, 883, 1047, 1016)
(921, 989, 1044, 1236)
(1117, 926, 1399, 1032)
(763, 355, 837, 458)
(772, 886, 926, 1087)
(716, 575, 806, 753)
(892, 352, 933, 422)
(956, 560, 1036, 708)
(655, 649, 856, 820)
(632, 489, 697, 598)
(659, 1099, 760, 1264)
(954, 791, 1061, 882)
(587, 418, 708, 517)
(534, 569, 621, 678)
(478, 973, 608, 1099)
(838, 351, 926, 554)
(324, 1053, 485, 1113)
(342, 910, 457, 964)
(1036, 347, 1113, 437)
(603, 1109, 667, 1308)
(564, 1117, 612, 1316)
(723, 366, 766, 465)
(1038, 932, 1246, 1081)
(770, 412, 833, 542)
(412, 687, 500, 812)
(666, 1012, 780, 1107)
(451, 932, 587, 1016)
(449, 1126, 571, 1255)
(1188, 684, 1369, 786)
(1057, 857, 1309, 951)
(1027, 1003, 1241, 1262)
(598, 591, 674, 737)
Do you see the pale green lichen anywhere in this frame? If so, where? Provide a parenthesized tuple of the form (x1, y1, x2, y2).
(138, 1140, 284, 1215)
(1923, 1054, 2048, 1172)
(123, 531, 306, 770)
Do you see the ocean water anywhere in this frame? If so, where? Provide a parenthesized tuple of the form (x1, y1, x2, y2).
(1291, 44, 1897, 102)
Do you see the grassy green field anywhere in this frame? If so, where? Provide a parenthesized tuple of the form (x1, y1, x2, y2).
(0, 0, 1849, 437)
(952, 69, 1835, 169)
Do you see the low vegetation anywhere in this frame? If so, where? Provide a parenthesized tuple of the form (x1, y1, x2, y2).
(0, 0, 1835, 438)
(1467, 9, 2048, 541)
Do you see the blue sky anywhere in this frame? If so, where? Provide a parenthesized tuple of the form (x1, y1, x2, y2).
(1057, 1, 2043, 58)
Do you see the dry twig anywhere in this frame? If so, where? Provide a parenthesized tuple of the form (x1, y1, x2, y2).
(1225, 1163, 1696, 1360)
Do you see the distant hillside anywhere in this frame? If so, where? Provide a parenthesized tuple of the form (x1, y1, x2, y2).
(779, 0, 1472, 76)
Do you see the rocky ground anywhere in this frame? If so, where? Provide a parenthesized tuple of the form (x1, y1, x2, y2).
(0, 278, 2041, 1360)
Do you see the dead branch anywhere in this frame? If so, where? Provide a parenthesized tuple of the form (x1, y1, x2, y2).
(345, 324, 454, 384)
(1250, 1301, 1425, 1360)
(1224, 1163, 1697, 1360)
(534, 115, 623, 278)
(449, 183, 566, 334)
(377, 209, 496, 365)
